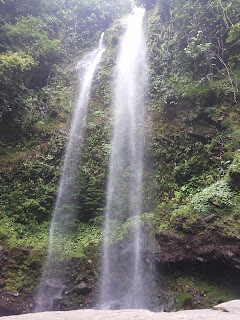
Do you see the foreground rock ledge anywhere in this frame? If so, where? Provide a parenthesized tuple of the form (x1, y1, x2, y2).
(1, 301, 240, 320)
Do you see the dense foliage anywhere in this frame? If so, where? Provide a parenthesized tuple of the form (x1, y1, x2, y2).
(0, 0, 240, 313)
(146, 0, 240, 203)
(0, 0, 130, 128)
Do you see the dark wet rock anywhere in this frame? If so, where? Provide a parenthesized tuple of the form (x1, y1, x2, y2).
(189, 124, 216, 140)
(204, 214, 216, 222)
(73, 282, 92, 295)
(0, 279, 6, 288)
(153, 231, 240, 269)
(45, 279, 63, 289)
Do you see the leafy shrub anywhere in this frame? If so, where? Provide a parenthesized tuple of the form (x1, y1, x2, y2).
(0, 51, 36, 122)
(173, 155, 208, 184)
(0, 211, 50, 250)
(190, 180, 234, 217)
(50, 222, 102, 259)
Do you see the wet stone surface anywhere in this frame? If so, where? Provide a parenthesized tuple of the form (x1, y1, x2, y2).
(0, 300, 240, 320)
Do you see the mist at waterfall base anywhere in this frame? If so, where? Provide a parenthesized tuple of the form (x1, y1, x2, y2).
(34, 35, 105, 312)
(99, 6, 153, 310)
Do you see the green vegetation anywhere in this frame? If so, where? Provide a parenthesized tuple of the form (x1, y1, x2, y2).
(163, 269, 238, 310)
(0, 0, 130, 128)
(0, 0, 240, 312)
(144, 0, 240, 235)
(0, 0, 129, 231)
(0, 1, 129, 306)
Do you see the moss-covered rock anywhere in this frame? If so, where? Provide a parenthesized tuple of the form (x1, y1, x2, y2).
(227, 155, 240, 190)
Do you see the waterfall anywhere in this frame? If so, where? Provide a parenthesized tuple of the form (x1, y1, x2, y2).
(100, 6, 147, 309)
(34, 34, 105, 312)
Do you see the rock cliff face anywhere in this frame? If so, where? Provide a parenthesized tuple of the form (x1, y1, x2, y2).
(0, 246, 42, 316)
(154, 231, 240, 269)
(0, 0, 240, 316)
(0, 245, 99, 315)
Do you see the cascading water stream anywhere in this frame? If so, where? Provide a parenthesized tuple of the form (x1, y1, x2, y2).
(100, 6, 147, 309)
(34, 34, 105, 312)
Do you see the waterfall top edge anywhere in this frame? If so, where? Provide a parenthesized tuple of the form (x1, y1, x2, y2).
(99, 32, 105, 47)
(132, 6, 146, 15)
(130, 0, 146, 12)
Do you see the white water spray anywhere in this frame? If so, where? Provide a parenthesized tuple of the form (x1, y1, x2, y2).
(100, 6, 147, 309)
(35, 34, 105, 312)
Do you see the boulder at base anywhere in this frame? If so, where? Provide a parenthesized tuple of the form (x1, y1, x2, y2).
(0, 300, 240, 320)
